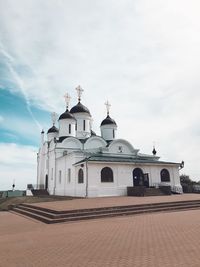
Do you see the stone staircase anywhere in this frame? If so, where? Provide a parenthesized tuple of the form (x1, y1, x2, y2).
(11, 199, 200, 224)
(31, 189, 49, 196)
(145, 188, 165, 196)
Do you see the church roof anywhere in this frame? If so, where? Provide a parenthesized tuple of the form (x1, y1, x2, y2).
(59, 109, 76, 120)
(47, 125, 59, 134)
(74, 154, 180, 166)
(101, 115, 117, 126)
(70, 102, 91, 116)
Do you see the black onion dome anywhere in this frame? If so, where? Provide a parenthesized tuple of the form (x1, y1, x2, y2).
(70, 102, 91, 116)
(59, 109, 76, 120)
(47, 125, 59, 134)
(152, 147, 157, 155)
(100, 115, 117, 126)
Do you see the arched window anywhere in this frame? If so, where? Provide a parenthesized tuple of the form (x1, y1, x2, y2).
(78, 169, 84, 183)
(113, 129, 115, 139)
(160, 169, 170, 182)
(101, 167, 114, 182)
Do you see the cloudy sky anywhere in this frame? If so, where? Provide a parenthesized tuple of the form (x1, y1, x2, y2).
(0, 0, 200, 190)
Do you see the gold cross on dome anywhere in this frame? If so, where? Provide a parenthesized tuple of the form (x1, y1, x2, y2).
(51, 112, 57, 125)
(64, 93, 71, 108)
(105, 100, 111, 115)
(76, 85, 84, 102)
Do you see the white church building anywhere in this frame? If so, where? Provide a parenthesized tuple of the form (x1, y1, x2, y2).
(37, 86, 183, 197)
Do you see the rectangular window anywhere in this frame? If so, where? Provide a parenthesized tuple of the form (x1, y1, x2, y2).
(68, 168, 71, 183)
(113, 129, 115, 139)
(69, 124, 71, 134)
(75, 123, 77, 131)
(59, 170, 62, 184)
(83, 120, 86, 131)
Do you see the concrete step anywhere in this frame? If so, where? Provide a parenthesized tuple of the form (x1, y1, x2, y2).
(12, 203, 200, 224)
(144, 188, 165, 196)
(18, 199, 200, 214)
(11, 200, 200, 224)
(17, 201, 200, 219)
(31, 189, 49, 196)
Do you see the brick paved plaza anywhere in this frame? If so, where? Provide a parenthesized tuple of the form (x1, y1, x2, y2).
(1, 195, 200, 267)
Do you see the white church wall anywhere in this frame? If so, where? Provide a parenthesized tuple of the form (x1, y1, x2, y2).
(74, 165, 87, 197)
(37, 142, 48, 187)
(55, 156, 67, 195)
(145, 164, 181, 187)
(172, 167, 181, 185)
(47, 132, 58, 142)
(73, 112, 92, 139)
(59, 118, 76, 138)
(47, 147, 56, 195)
(100, 125, 117, 141)
(87, 163, 133, 197)
(85, 162, 181, 197)
(53, 152, 86, 196)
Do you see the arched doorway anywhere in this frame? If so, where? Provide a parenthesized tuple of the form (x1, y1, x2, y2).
(133, 168, 144, 187)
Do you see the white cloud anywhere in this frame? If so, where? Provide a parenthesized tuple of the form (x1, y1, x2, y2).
(0, 143, 37, 190)
(0, 0, 200, 181)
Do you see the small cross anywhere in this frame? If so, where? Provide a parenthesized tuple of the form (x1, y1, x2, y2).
(105, 100, 111, 115)
(64, 93, 71, 108)
(76, 85, 84, 102)
(51, 112, 57, 125)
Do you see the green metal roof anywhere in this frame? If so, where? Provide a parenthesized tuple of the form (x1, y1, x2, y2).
(75, 155, 180, 166)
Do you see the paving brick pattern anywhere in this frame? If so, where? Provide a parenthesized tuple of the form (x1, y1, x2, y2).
(1, 208, 200, 266)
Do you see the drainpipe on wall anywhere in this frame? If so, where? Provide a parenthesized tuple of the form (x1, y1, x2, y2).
(54, 148, 57, 195)
(86, 158, 89, 198)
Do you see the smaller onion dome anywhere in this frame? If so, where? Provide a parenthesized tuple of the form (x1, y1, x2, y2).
(100, 115, 117, 126)
(59, 109, 76, 120)
(152, 147, 157, 155)
(70, 102, 91, 116)
(47, 125, 59, 134)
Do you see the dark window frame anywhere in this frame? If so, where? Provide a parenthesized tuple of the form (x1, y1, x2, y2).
(69, 124, 71, 134)
(101, 167, 114, 183)
(160, 169, 170, 182)
(78, 168, 84, 184)
(83, 120, 86, 131)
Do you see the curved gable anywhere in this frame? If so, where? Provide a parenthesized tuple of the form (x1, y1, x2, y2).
(84, 136, 107, 150)
(61, 137, 82, 150)
(108, 139, 136, 155)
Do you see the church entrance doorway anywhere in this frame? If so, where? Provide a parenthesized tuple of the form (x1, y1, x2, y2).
(133, 168, 144, 186)
(133, 168, 149, 187)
